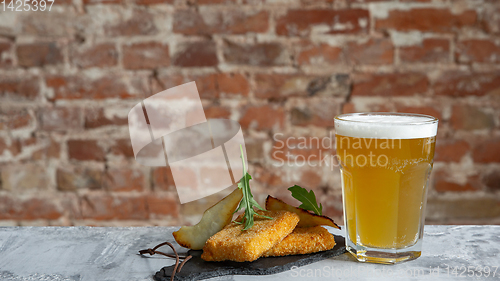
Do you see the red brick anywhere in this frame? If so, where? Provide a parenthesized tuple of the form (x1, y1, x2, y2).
(223, 41, 289, 66)
(57, 166, 103, 191)
(1, 163, 51, 191)
(67, 140, 106, 161)
(400, 38, 450, 63)
(435, 178, 479, 192)
(104, 168, 144, 192)
(217, 73, 250, 96)
(15, 137, 59, 161)
(0, 75, 40, 100)
(46, 74, 146, 100)
(134, 0, 173, 4)
(433, 71, 500, 97)
(0, 109, 34, 130)
(434, 170, 479, 192)
(0, 42, 10, 52)
(189, 73, 216, 99)
(323, 199, 343, 219)
(352, 73, 428, 96)
(123, 42, 169, 70)
(245, 138, 264, 162)
(0, 137, 21, 158)
(20, 137, 37, 147)
(352, 0, 402, 2)
(271, 135, 331, 163)
(104, 9, 157, 37)
(481, 4, 500, 34)
(299, 169, 323, 190)
(197, 0, 237, 3)
(239, 105, 285, 130)
(297, 42, 342, 65)
(30, 137, 60, 160)
(83, 0, 121, 3)
(375, 8, 477, 33)
(427, 197, 500, 219)
(472, 137, 500, 163)
(483, 168, 500, 191)
(276, 9, 369, 36)
(291, 101, 339, 127)
(0, 196, 62, 220)
(20, 12, 75, 37)
(395, 105, 441, 120)
(204, 105, 231, 119)
(173, 9, 268, 35)
(456, 39, 500, 63)
(240, 0, 263, 3)
(342, 102, 355, 114)
(39, 107, 82, 131)
(72, 43, 118, 68)
(16, 42, 63, 67)
(251, 165, 288, 188)
(189, 72, 249, 98)
(344, 100, 393, 113)
(435, 139, 470, 162)
(0, 42, 12, 67)
(300, 0, 333, 4)
(147, 195, 179, 217)
(85, 108, 128, 129)
(254, 74, 329, 99)
(152, 73, 185, 96)
(345, 38, 394, 65)
(152, 166, 176, 191)
(81, 194, 148, 220)
(109, 139, 134, 158)
(450, 105, 495, 131)
(172, 40, 218, 67)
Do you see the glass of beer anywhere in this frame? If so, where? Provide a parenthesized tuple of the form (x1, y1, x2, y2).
(334, 113, 438, 264)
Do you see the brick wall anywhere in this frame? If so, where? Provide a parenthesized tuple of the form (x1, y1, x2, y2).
(0, 0, 499, 226)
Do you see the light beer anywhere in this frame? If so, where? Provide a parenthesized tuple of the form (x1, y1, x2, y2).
(335, 113, 438, 264)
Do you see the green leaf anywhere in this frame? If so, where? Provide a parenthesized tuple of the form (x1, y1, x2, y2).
(235, 173, 270, 231)
(288, 185, 323, 215)
(234, 145, 272, 230)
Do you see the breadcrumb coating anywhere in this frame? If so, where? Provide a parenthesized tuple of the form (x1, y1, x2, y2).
(201, 210, 299, 262)
(262, 226, 336, 257)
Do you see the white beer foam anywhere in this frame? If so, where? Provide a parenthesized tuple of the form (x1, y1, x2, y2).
(335, 113, 438, 139)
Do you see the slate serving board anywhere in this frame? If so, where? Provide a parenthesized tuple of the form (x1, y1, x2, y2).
(154, 234, 346, 281)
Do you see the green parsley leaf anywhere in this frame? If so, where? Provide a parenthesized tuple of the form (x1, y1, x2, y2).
(234, 145, 272, 230)
(288, 185, 323, 215)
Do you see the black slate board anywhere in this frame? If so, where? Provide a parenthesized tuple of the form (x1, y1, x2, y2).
(154, 234, 346, 281)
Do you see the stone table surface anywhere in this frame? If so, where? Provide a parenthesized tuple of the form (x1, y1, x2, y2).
(0, 225, 499, 281)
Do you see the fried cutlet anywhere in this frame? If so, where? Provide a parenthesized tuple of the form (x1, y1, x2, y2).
(201, 210, 300, 262)
(262, 226, 336, 257)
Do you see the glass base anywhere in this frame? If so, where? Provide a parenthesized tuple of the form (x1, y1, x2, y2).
(346, 239, 422, 264)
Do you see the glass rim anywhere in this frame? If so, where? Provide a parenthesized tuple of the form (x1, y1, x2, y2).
(334, 112, 439, 125)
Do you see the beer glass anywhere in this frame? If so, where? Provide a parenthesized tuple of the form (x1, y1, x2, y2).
(334, 113, 438, 264)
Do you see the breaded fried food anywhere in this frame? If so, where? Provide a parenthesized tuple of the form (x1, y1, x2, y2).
(262, 226, 336, 257)
(201, 210, 299, 262)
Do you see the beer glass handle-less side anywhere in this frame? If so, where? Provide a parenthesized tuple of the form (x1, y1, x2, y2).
(334, 113, 438, 264)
